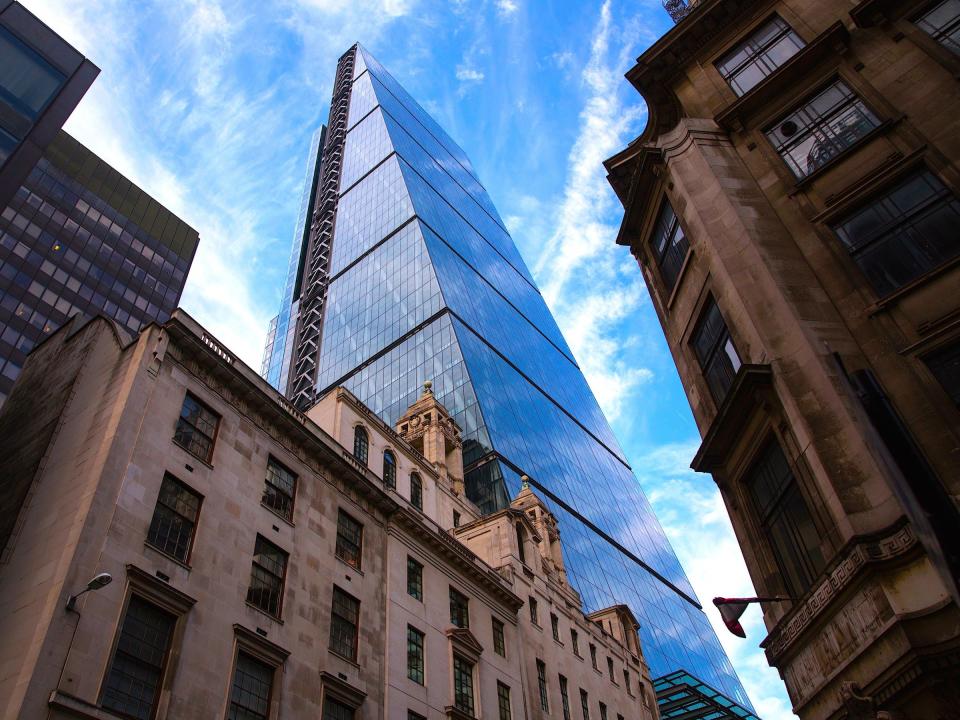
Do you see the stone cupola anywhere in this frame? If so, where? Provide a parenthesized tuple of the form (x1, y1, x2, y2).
(395, 381, 465, 495)
(510, 476, 569, 587)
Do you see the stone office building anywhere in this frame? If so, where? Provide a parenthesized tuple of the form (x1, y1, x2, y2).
(0, 310, 657, 720)
(604, 0, 960, 718)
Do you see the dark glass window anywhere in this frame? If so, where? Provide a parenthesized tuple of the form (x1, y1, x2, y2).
(766, 80, 880, 178)
(606, 657, 615, 682)
(571, 629, 580, 656)
(383, 450, 396, 488)
(173, 392, 219, 462)
(0, 26, 65, 120)
(590, 644, 597, 670)
(146, 473, 201, 563)
(515, 522, 526, 563)
(227, 652, 273, 720)
(832, 170, 960, 295)
(560, 675, 572, 720)
(925, 341, 960, 407)
(246, 535, 287, 618)
(746, 440, 825, 597)
(263, 456, 296, 521)
(330, 586, 360, 661)
(335, 510, 363, 569)
(580, 689, 591, 720)
(691, 298, 742, 406)
(322, 697, 354, 720)
(492, 616, 506, 656)
(716, 16, 805, 95)
(599, 702, 608, 720)
(453, 654, 475, 716)
(409, 473, 423, 510)
(0, 126, 16, 165)
(453, 510, 461, 528)
(915, 0, 960, 54)
(449, 587, 469, 628)
(623, 670, 631, 695)
(352, 425, 369, 465)
(407, 625, 425, 684)
(497, 681, 512, 720)
(529, 596, 539, 625)
(649, 200, 690, 293)
(407, 556, 423, 600)
(551, 613, 560, 641)
(101, 596, 175, 720)
(537, 658, 550, 711)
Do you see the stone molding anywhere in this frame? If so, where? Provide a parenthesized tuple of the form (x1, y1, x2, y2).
(319, 670, 366, 710)
(762, 521, 918, 660)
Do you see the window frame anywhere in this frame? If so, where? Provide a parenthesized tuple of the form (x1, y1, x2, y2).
(497, 681, 512, 720)
(410, 472, 423, 510)
(551, 613, 561, 642)
(690, 295, 742, 408)
(914, 0, 960, 54)
(492, 616, 506, 657)
(537, 658, 550, 712)
(647, 198, 691, 296)
(715, 14, 807, 96)
(262, 455, 297, 523)
(452, 654, 476, 716)
(571, 629, 580, 657)
(449, 586, 470, 629)
(246, 535, 288, 619)
(923, 339, 960, 408)
(335, 509, 363, 570)
(528, 596, 539, 626)
(407, 624, 425, 685)
(580, 689, 591, 720)
(559, 675, 572, 720)
(383, 449, 397, 488)
(589, 643, 598, 671)
(172, 391, 220, 463)
(329, 585, 361, 662)
(227, 651, 275, 720)
(146, 472, 202, 565)
(407, 556, 424, 601)
(352, 425, 369, 465)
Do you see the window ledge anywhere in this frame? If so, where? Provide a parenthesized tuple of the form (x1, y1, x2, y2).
(867, 252, 960, 315)
(849, 0, 918, 27)
(336, 556, 364, 576)
(244, 601, 284, 625)
(328, 649, 361, 668)
(715, 22, 850, 132)
(260, 502, 295, 527)
(143, 541, 192, 571)
(48, 691, 125, 720)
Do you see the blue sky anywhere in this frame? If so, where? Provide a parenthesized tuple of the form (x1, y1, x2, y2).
(29, 0, 793, 715)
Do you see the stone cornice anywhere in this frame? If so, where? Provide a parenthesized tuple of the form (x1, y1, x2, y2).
(161, 311, 399, 517)
(761, 519, 920, 662)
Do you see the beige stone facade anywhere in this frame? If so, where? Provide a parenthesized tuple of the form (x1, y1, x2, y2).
(0, 310, 657, 720)
(604, 1, 960, 718)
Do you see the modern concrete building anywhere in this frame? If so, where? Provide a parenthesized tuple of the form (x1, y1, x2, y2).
(0, 2, 198, 407)
(605, 0, 960, 717)
(0, 309, 658, 720)
(263, 43, 752, 710)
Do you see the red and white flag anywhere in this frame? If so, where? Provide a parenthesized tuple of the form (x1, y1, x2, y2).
(712, 596, 790, 638)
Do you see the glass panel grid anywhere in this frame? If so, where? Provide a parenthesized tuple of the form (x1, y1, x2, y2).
(716, 16, 805, 96)
(650, 200, 689, 292)
(263, 456, 296, 521)
(449, 587, 469, 628)
(453, 654, 475, 716)
(497, 681, 512, 720)
(173, 393, 219, 462)
(330, 586, 360, 660)
(228, 652, 273, 720)
(146, 473, 200, 562)
(246, 535, 287, 617)
(691, 300, 741, 406)
(407, 556, 423, 600)
(336, 510, 363, 569)
(915, 0, 960, 54)
(407, 625, 425, 684)
(537, 658, 549, 711)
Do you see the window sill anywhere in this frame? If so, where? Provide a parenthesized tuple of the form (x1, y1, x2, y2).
(171, 439, 213, 468)
(245, 601, 284, 625)
(261, 501, 295, 527)
(867, 252, 960, 315)
(48, 691, 127, 720)
(328, 649, 361, 668)
(144, 541, 192, 571)
(336, 556, 364, 576)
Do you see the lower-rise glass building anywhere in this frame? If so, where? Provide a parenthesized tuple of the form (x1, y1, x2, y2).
(264, 43, 752, 708)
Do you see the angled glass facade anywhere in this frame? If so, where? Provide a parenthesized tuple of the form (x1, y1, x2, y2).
(273, 45, 751, 707)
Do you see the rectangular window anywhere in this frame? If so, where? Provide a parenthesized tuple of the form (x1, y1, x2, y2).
(246, 536, 287, 618)
(925, 341, 960, 407)
(649, 199, 690, 293)
(227, 652, 273, 720)
(560, 675, 572, 720)
(407, 556, 423, 601)
(716, 15, 805, 95)
(691, 297, 742, 406)
(551, 613, 560, 641)
(580, 689, 591, 720)
(765, 80, 880, 178)
(497, 681, 512, 720)
(599, 703, 608, 720)
(589, 644, 598, 670)
(0, 26, 66, 120)
(606, 657, 615, 682)
(537, 658, 549, 711)
(832, 170, 960, 295)
(571, 629, 580, 656)
(101, 596, 175, 720)
(173, 392, 219, 462)
(453, 655, 475, 716)
(450, 587, 469, 628)
(335, 510, 363, 569)
(263, 456, 296, 521)
(915, 0, 960, 54)
(329, 586, 360, 661)
(322, 697, 354, 720)
(529, 596, 539, 625)
(410, 473, 423, 510)
(407, 625, 425, 684)
(623, 670, 631, 695)
(492, 616, 506, 656)
(146, 473, 201, 563)
(453, 510, 461, 527)
(747, 440, 826, 596)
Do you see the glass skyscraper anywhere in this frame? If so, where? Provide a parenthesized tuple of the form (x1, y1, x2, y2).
(265, 44, 752, 708)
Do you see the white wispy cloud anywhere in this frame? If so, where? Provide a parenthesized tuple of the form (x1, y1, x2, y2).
(495, 0, 519, 14)
(455, 65, 485, 82)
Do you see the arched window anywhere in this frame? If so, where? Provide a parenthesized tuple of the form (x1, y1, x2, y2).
(383, 450, 396, 488)
(515, 522, 526, 564)
(353, 426, 368, 465)
(410, 473, 423, 510)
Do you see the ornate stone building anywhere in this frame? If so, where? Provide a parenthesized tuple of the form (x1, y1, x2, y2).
(0, 310, 657, 720)
(604, 0, 960, 718)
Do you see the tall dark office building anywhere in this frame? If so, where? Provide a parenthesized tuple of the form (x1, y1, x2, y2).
(265, 44, 751, 707)
(0, 3, 199, 406)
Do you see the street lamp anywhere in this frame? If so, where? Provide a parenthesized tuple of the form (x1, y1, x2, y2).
(65, 573, 112, 612)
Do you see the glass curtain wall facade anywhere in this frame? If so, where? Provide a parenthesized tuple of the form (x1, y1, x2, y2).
(279, 44, 750, 707)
